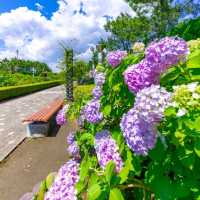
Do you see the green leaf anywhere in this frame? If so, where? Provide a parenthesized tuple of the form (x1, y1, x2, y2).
(150, 176, 174, 200)
(149, 139, 166, 162)
(105, 161, 115, 185)
(194, 138, 200, 158)
(177, 147, 195, 170)
(88, 173, 99, 188)
(109, 188, 124, 200)
(88, 183, 102, 200)
(79, 158, 90, 182)
(164, 106, 177, 117)
(119, 150, 132, 183)
(103, 105, 112, 116)
(187, 49, 200, 68)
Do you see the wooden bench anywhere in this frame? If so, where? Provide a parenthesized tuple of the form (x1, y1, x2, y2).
(23, 98, 64, 137)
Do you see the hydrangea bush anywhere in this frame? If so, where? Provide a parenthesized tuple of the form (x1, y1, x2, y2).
(46, 37, 200, 200)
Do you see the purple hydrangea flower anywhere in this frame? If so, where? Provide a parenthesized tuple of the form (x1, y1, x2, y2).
(94, 72, 106, 87)
(124, 59, 160, 93)
(134, 85, 171, 122)
(92, 86, 103, 100)
(145, 37, 189, 72)
(120, 111, 157, 155)
(67, 142, 80, 158)
(83, 100, 103, 124)
(124, 37, 189, 94)
(67, 132, 75, 145)
(107, 50, 127, 68)
(56, 107, 67, 126)
(120, 85, 171, 155)
(94, 130, 123, 173)
(45, 159, 79, 200)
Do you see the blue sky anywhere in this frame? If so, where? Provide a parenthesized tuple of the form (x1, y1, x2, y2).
(0, 0, 58, 18)
(0, 0, 134, 71)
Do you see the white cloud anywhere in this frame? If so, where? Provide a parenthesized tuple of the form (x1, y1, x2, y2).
(0, 0, 134, 71)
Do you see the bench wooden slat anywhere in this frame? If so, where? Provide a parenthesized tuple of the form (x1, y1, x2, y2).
(23, 98, 64, 123)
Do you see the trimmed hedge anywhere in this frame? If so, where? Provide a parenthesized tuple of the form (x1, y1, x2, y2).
(0, 81, 62, 101)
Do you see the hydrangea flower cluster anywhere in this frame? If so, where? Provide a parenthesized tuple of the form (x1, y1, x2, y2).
(67, 132, 80, 159)
(67, 142, 80, 158)
(94, 72, 106, 87)
(120, 85, 171, 155)
(171, 82, 200, 115)
(94, 130, 123, 172)
(132, 42, 145, 53)
(145, 37, 189, 72)
(107, 50, 127, 68)
(120, 111, 157, 155)
(67, 132, 75, 145)
(56, 105, 68, 126)
(92, 86, 103, 100)
(83, 100, 103, 124)
(124, 37, 189, 94)
(45, 159, 79, 200)
(134, 85, 171, 122)
(124, 59, 160, 93)
(83, 71, 104, 124)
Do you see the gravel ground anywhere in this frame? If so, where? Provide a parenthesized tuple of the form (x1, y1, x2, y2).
(0, 122, 77, 200)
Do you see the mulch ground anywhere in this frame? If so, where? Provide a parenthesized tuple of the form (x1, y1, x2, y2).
(0, 121, 77, 200)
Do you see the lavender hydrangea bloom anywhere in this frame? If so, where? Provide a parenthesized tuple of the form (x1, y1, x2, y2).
(134, 85, 171, 122)
(67, 132, 75, 145)
(95, 130, 123, 172)
(56, 107, 67, 126)
(124, 59, 160, 93)
(145, 37, 189, 72)
(120, 111, 157, 155)
(107, 50, 127, 68)
(120, 85, 171, 155)
(94, 72, 106, 87)
(83, 100, 103, 124)
(92, 86, 103, 100)
(45, 159, 79, 200)
(67, 142, 80, 157)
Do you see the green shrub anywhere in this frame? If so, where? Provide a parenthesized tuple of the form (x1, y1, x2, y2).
(0, 81, 62, 101)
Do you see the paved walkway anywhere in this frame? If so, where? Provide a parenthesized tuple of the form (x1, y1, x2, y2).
(0, 85, 65, 161)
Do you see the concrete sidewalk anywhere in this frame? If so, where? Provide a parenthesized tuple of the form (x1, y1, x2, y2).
(0, 122, 76, 200)
(0, 85, 65, 161)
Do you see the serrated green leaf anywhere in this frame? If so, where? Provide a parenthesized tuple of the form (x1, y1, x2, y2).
(88, 183, 102, 200)
(109, 188, 124, 200)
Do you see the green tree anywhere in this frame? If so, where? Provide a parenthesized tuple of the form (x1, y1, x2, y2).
(74, 60, 91, 84)
(104, 13, 150, 50)
(125, 0, 180, 38)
